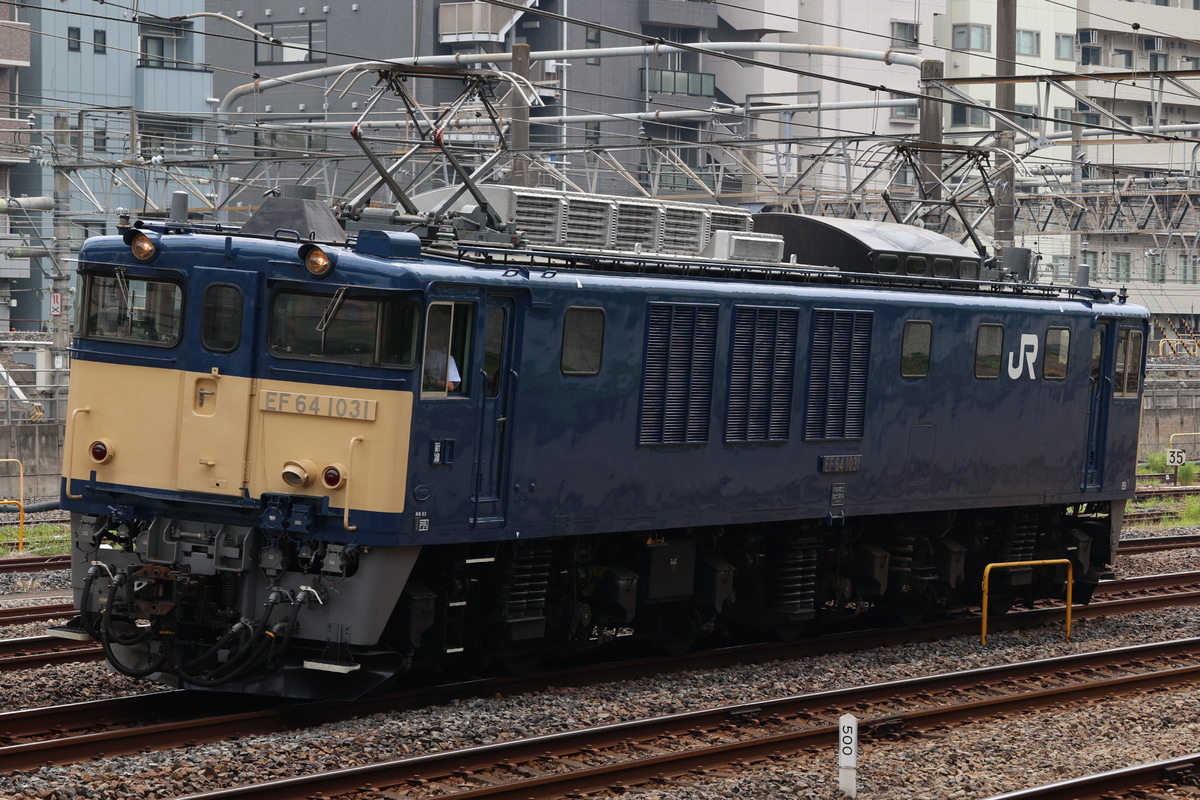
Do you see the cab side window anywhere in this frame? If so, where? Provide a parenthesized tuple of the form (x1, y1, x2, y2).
(422, 302, 473, 397)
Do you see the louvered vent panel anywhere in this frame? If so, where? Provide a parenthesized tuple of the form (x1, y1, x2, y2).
(639, 304, 718, 446)
(709, 209, 753, 235)
(660, 207, 708, 255)
(804, 310, 873, 441)
(726, 307, 798, 443)
(562, 198, 614, 248)
(613, 201, 662, 251)
(512, 191, 563, 245)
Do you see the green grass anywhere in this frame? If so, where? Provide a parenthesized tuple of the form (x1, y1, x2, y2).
(1165, 495, 1200, 527)
(0, 522, 70, 555)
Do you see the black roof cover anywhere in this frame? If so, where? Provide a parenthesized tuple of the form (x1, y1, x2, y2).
(239, 196, 347, 243)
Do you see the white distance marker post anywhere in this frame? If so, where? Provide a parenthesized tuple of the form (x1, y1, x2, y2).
(839, 713, 858, 798)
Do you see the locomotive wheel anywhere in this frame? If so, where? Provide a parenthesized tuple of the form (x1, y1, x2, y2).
(653, 604, 700, 657)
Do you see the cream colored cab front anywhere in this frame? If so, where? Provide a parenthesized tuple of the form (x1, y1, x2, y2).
(65, 360, 412, 520)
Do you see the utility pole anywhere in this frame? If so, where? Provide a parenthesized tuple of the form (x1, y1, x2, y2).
(994, 0, 1016, 253)
(51, 114, 73, 417)
(510, 43, 531, 188)
(919, 60, 944, 228)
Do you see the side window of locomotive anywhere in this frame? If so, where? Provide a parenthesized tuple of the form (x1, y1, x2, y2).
(1090, 330, 1103, 382)
(561, 307, 604, 376)
(1114, 328, 1144, 397)
(905, 256, 927, 276)
(422, 301, 472, 397)
(201, 284, 242, 353)
(483, 306, 507, 398)
(900, 320, 932, 378)
(932, 258, 955, 278)
(1043, 327, 1070, 380)
(269, 291, 417, 366)
(959, 260, 980, 280)
(974, 323, 1003, 379)
(80, 272, 182, 345)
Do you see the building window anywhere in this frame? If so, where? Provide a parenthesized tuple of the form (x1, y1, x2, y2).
(255, 21, 327, 65)
(1113, 49, 1133, 68)
(1144, 254, 1166, 284)
(586, 27, 601, 65)
(139, 21, 191, 69)
(253, 123, 327, 158)
(1182, 254, 1198, 284)
(891, 21, 919, 50)
(891, 92, 918, 120)
(1114, 252, 1131, 282)
(1149, 53, 1169, 70)
(138, 120, 192, 157)
(951, 102, 991, 126)
(67, 27, 81, 52)
(1081, 46, 1101, 65)
(1055, 33, 1074, 60)
(1053, 107, 1075, 132)
(93, 29, 107, 54)
(1015, 104, 1041, 133)
(584, 122, 600, 146)
(1015, 29, 1040, 55)
(93, 126, 107, 153)
(952, 24, 991, 52)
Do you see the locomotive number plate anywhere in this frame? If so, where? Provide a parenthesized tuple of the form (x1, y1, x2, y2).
(259, 390, 377, 421)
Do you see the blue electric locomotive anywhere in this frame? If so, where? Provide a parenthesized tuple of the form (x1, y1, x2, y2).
(53, 186, 1148, 697)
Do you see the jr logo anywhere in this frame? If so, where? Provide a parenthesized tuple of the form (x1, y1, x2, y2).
(1007, 333, 1039, 379)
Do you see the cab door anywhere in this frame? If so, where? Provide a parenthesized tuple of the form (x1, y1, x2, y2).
(176, 267, 258, 495)
(1083, 320, 1116, 491)
(471, 295, 517, 526)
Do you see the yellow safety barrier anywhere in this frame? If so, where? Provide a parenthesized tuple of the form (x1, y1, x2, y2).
(0, 500, 26, 553)
(1158, 338, 1200, 358)
(981, 559, 1073, 646)
(0, 459, 26, 553)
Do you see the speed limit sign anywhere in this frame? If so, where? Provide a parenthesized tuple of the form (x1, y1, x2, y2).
(1169, 448, 1187, 467)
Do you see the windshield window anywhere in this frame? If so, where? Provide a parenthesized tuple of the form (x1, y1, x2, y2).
(269, 291, 418, 367)
(79, 272, 182, 345)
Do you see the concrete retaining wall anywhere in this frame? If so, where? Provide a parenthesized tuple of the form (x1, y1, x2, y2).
(0, 423, 63, 502)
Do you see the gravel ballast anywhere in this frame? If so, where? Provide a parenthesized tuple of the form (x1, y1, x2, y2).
(0, 536, 1197, 799)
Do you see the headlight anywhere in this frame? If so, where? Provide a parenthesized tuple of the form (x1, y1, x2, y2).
(281, 458, 317, 487)
(125, 231, 158, 262)
(300, 245, 334, 277)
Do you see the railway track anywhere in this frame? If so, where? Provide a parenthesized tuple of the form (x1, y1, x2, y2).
(2, 569, 1199, 776)
(0, 602, 72, 626)
(982, 755, 1200, 800)
(0, 553, 69, 573)
(151, 636, 1200, 800)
